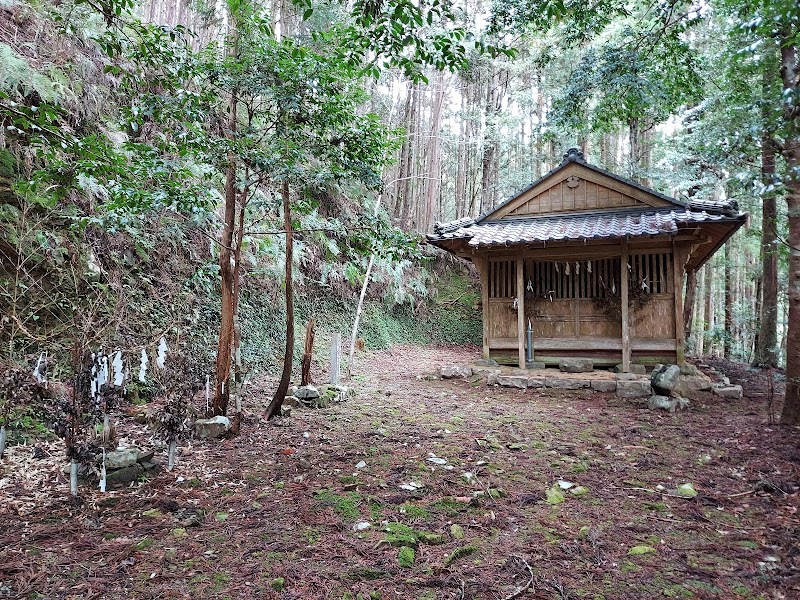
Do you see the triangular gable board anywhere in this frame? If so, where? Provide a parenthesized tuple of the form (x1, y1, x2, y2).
(488, 162, 675, 220)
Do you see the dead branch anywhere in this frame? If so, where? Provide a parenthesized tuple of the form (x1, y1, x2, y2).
(502, 555, 535, 600)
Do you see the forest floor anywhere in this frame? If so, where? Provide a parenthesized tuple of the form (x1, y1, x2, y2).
(1, 345, 799, 600)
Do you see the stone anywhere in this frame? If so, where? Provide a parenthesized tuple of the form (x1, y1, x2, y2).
(283, 396, 300, 407)
(673, 373, 713, 397)
(680, 364, 699, 376)
(486, 371, 501, 385)
(441, 365, 472, 379)
(616, 379, 652, 398)
(497, 375, 528, 389)
(136, 448, 155, 463)
(140, 460, 161, 472)
(545, 377, 590, 390)
(525, 361, 546, 370)
(559, 358, 594, 373)
(474, 359, 498, 367)
(106, 463, 144, 486)
(527, 377, 545, 388)
(647, 395, 689, 413)
(713, 384, 743, 400)
(615, 372, 640, 380)
(279, 404, 292, 417)
(194, 415, 231, 439)
(590, 380, 617, 393)
(105, 448, 139, 470)
(651, 364, 681, 395)
(615, 363, 646, 375)
(295, 385, 320, 399)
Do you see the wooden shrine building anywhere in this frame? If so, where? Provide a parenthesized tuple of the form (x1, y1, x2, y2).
(427, 148, 746, 372)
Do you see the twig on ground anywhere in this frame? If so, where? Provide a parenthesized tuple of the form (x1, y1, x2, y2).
(502, 555, 535, 600)
(728, 489, 754, 498)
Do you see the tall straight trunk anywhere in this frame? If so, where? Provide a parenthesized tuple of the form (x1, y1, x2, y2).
(394, 84, 413, 220)
(267, 180, 294, 419)
(724, 240, 734, 358)
(684, 268, 698, 349)
(422, 73, 446, 232)
(628, 117, 639, 180)
(212, 81, 238, 416)
(534, 70, 544, 179)
(756, 136, 779, 365)
(454, 87, 467, 219)
(696, 266, 706, 355)
(704, 260, 714, 356)
(399, 84, 420, 228)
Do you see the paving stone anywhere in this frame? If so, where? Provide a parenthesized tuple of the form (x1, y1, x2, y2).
(559, 358, 594, 373)
(616, 379, 652, 398)
(590, 380, 617, 393)
(545, 377, 590, 390)
(497, 375, 528, 389)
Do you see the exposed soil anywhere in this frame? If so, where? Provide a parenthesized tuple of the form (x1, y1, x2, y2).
(1, 345, 799, 599)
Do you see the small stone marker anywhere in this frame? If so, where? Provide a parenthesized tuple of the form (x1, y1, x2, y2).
(712, 384, 743, 399)
(559, 358, 594, 373)
(194, 416, 231, 439)
(616, 379, 652, 398)
(441, 365, 472, 379)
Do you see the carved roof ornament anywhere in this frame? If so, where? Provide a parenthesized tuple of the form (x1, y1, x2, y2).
(563, 147, 585, 162)
(566, 175, 580, 188)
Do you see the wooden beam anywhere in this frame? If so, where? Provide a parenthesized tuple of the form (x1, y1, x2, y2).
(621, 239, 631, 373)
(476, 256, 490, 359)
(673, 242, 688, 364)
(516, 255, 525, 369)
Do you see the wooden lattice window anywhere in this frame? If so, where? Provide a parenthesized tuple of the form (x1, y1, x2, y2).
(528, 258, 620, 300)
(629, 252, 671, 294)
(489, 259, 517, 298)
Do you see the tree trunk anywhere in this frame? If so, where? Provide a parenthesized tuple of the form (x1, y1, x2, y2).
(266, 180, 294, 419)
(300, 319, 314, 387)
(756, 137, 779, 366)
(704, 260, 714, 356)
(422, 72, 446, 232)
(684, 268, 697, 349)
(212, 89, 238, 417)
(696, 266, 706, 355)
(724, 240, 733, 358)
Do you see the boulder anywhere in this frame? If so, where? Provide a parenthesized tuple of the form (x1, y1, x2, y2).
(615, 363, 646, 375)
(486, 371, 501, 385)
(194, 416, 231, 439)
(673, 373, 713, 397)
(616, 379, 652, 398)
(712, 384, 743, 400)
(679, 364, 699, 376)
(545, 377, 590, 390)
(651, 364, 681, 395)
(106, 463, 144, 486)
(105, 448, 139, 470)
(279, 404, 292, 417)
(647, 395, 689, 412)
(295, 385, 320, 399)
(527, 377, 545, 388)
(559, 358, 594, 373)
(591, 380, 617, 393)
(283, 396, 300, 407)
(136, 448, 155, 463)
(497, 375, 528, 389)
(441, 365, 472, 379)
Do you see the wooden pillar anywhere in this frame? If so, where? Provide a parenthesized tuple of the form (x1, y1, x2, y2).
(673, 242, 687, 364)
(621, 240, 631, 372)
(477, 256, 490, 359)
(517, 255, 525, 369)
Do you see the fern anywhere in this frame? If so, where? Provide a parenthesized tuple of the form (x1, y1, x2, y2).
(0, 43, 61, 103)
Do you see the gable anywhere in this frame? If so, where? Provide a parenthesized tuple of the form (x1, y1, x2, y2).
(487, 162, 676, 221)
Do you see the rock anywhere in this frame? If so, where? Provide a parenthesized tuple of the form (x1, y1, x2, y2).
(486, 371, 501, 385)
(105, 448, 139, 470)
(615, 363, 646, 375)
(713, 384, 743, 399)
(559, 358, 594, 373)
(680, 364, 699, 376)
(140, 460, 161, 472)
(672, 482, 698, 498)
(525, 361, 546, 370)
(673, 373, 713, 397)
(279, 405, 292, 417)
(615, 372, 640, 380)
(194, 416, 231, 439)
(106, 463, 144, 486)
(527, 377, 545, 388)
(591, 380, 617, 393)
(497, 375, 528, 389)
(569, 485, 590, 497)
(283, 396, 300, 407)
(616, 379, 652, 398)
(647, 395, 689, 412)
(288, 385, 298, 396)
(651, 364, 681, 395)
(136, 448, 155, 463)
(474, 359, 498, 367)
(295, 385, 320, 399)
(353, 521, 372, 531)
(545, 377, 590, 390)
(441, 365, 473, 379)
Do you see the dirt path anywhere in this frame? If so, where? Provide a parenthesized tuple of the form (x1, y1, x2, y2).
(1, 345, 798, 599)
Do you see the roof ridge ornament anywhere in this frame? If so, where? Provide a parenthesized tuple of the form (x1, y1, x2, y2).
(563, 147, 585, 162)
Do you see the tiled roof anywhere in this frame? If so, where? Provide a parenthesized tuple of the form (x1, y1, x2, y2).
(429, 207, 743, 248)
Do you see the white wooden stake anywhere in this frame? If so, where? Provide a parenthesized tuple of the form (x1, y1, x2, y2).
(168, 440, 177, 471)
(70, 459, 78, 496)
(330, 333, 341, 385)
(99, 448, 106, 493)
(0, 425, 6, 459)
(205, 375, 210, 414)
